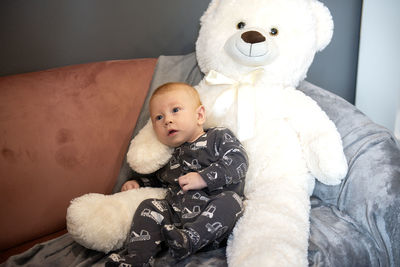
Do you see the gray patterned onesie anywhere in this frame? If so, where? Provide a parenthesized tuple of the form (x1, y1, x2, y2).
(108, 127, 248, 267)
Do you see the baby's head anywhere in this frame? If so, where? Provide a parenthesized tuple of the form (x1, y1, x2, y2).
(149, 82, 206, 147)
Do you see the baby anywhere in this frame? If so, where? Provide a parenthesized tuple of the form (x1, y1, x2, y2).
(107, 82, 248, 267)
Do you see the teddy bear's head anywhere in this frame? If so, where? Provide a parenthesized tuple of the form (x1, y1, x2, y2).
(196, 0, 333, 87)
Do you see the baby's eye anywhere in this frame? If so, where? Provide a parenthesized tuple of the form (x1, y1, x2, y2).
(172, 107, 180, 113)
(155, 115, 163, 121)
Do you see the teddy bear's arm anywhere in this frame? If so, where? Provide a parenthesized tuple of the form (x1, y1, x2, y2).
(285, 90, 348, 185)
(126, 119, 173, 174)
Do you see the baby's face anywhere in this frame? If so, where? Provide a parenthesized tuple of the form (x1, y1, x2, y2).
(150, 87, 205, 147)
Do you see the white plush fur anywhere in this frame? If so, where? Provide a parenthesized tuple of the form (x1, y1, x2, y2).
(66, 0, 348, 265)
(126, 120, 173, 174)
(66, 188, 166, 253)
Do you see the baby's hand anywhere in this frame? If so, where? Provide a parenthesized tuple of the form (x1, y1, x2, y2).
(178, 172, 207, 192)
(121, 180, 140, 191)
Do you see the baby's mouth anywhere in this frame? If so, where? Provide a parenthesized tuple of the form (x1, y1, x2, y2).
(168, 129, 178, 136)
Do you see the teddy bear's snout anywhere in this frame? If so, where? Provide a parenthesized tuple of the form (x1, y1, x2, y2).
(224, 28, 275, 66)
(241, 31, 266, 44)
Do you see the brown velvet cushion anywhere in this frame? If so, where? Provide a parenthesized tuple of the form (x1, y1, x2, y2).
(0, 58, 157, 252)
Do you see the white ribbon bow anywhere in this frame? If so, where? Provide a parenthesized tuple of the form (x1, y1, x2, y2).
(205, 69, 264, 141)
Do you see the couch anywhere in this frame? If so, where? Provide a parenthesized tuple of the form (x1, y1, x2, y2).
(0, 58, 157, 263)
(1, 53, 399, 267)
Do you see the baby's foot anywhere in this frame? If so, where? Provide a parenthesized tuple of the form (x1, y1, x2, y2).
(105, 253, 128, 267)
(162, 224, 192, 260)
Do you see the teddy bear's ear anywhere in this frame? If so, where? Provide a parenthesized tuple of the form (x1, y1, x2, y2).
(199, 0, 223, 25)
(311, 0, 334, 52)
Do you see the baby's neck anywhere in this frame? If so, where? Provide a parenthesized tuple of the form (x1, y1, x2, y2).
(188, 129, 206, 144)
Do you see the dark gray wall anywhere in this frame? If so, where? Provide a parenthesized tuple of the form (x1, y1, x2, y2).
(0, 0, 361, 103)
(309, 0, 362, 104)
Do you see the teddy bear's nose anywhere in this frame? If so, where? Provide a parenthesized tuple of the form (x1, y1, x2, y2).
(241, 31, 266, 44)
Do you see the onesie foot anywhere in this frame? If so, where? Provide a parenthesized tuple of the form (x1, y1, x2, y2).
(162, 224, 192, 260)
(105, 253, 151, 267)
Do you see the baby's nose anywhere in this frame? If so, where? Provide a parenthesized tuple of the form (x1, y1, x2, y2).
(164, 116, 172, 125)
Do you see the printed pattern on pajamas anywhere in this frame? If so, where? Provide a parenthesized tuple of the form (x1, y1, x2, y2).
(127, 127, 248, 264)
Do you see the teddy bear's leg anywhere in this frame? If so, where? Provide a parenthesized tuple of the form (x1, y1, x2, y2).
(226, 174, 311, 267)
(67, 187, 167, 253)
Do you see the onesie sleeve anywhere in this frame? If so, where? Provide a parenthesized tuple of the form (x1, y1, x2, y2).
(198, 128, 249, 191)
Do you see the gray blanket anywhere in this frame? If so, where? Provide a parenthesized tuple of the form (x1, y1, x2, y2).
(3, 53, 399, 267)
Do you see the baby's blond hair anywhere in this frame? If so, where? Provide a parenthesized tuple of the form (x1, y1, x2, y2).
(150, 82, 202, 107)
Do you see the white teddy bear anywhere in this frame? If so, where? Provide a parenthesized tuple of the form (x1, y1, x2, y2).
(67, 0, 348, 266)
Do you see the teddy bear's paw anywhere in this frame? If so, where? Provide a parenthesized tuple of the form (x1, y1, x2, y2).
(126, 120, 173, 174)
(305, 136, 348, 185)
(66, 193, 132, 253)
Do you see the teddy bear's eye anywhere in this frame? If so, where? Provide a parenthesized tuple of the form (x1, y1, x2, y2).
(237, 22, 246, 29)
(269, 28, 279, 36)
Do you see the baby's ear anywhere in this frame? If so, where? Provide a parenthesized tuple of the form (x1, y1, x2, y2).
(197, 105, 206, 125)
